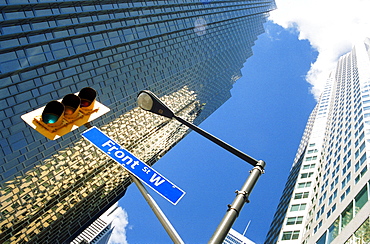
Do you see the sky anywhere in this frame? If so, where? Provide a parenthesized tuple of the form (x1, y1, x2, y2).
(106, 0, 370, 243)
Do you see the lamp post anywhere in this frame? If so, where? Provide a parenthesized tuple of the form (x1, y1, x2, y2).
(137, 90, 265, 244)
(130, 175, 184, 244)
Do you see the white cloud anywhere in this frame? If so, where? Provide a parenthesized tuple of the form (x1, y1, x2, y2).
(269, 0, 370, 100)
(103, 205, 129, 244)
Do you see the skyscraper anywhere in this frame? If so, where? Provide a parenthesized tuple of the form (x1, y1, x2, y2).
(265, 39, 370, 244)
(71, 203, 120, 244)
(223, 228, 256, 244)
(0, 1, 276, 243)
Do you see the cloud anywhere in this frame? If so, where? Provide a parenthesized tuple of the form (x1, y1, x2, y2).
(269, 0, 370, 100)
(109, 208, 129, 244)
(104, 205, 129, 244)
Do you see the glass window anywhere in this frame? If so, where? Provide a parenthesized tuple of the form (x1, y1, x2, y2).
(294, 192, 309, 199)
(294, 193, 302, 199)
(355, 184, 368, 214)
(327, 209, 332, 218)
(341, 173, 351, 189)
(282, 231, 292, 240)
(333, 189, 338, 199)
(286, 217, 295, 225)
(352, 217, 370, 243)
(341, 202, 354, 229)
(298, 183, 305, 188)
(301, 172, 314, 179)
(328, 217, 340, 244)
(281, 231, 300, 240)
(286, 216, 303, 225)
(298, 181, 312, 188)
(307, 149, 318, 154)
(341, 186, 351, 202)
(291, 205, 299, 211)
(296, 216, 303, 224)
(355, 153, 367, 171)
(316, 232, 327, 244)
(0, 51, 17, 62)
(355, 166, 368, 184)
(291, 203, 306, 212)
(334, 176, 339, 185)
(303, 164, 316, 169)
(292, 231, 300, 240)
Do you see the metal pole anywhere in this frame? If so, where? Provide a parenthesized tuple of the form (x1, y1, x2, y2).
(130, 175, 184, 244)
(209, 160, 265, 244)
(174, 115, 259, 167)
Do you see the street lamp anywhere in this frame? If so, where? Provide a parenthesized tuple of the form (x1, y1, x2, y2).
(137, 91, 175, 119)
(137, 90, 266, 244)
(137, 90, 261, 167)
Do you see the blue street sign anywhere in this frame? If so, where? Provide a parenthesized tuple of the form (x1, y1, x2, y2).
(81, 126, 186, 205)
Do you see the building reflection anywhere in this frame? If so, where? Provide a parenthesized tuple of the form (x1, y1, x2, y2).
(1, 87, 201, 243)
(0, 1, 276, 242)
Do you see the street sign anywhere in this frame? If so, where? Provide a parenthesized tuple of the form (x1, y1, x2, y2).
(81, 126, 186, 205)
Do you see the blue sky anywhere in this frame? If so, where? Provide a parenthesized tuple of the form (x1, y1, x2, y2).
(108, 0, 370, 243)
(112, 22, 316, 244)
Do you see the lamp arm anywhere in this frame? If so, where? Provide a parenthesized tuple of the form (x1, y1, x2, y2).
(174, 116, 261, 167)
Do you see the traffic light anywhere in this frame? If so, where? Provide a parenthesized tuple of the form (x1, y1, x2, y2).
(41, 100, 65, 126)
(79, 87, 96, 110)
(21, 87, 110, 140)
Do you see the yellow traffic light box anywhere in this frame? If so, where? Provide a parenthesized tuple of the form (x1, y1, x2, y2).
(21, 87, 110, 140)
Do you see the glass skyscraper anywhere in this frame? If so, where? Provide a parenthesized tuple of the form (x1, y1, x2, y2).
(223, 228, 256, 244)
(71, 203, 119, 244)
(265, 39, 370, 244)
(0, 1, 276, 243)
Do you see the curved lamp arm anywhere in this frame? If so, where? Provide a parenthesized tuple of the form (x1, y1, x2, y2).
(137, 90, 262, 167)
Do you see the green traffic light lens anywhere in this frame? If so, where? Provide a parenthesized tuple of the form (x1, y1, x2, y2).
(42, 114, 60, 124)
(41, 101, 64, 125)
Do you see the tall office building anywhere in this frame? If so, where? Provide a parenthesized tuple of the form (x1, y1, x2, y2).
(265, 39, 370, 244)
(223, 228, 256, 244)
(0, 1, 276, 243)
(71, 203, 120, 244)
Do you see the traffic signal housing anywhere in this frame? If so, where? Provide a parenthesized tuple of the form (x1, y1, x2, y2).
(21, 87, 110, 140)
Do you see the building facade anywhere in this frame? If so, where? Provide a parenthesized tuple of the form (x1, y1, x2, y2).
(0, 1, 276, 243)
(265, 39, 370, 244)
(223, 228, 256, 244)
(71, 203, 119, 244)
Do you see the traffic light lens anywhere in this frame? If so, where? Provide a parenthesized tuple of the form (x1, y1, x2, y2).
(41, 101, 64, 125)
(64, 106, 75, 115)
(78, 88, 96, 109)
(80, 99, 91, 107)
(43, 114, 60, 124)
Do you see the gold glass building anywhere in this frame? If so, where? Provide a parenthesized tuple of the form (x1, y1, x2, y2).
(0, 1, 276, 243)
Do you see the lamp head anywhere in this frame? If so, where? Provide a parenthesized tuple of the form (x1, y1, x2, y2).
(137, 90, 175, 119)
